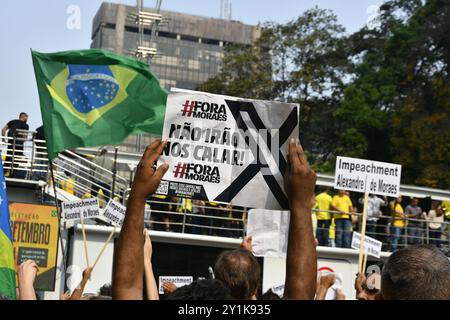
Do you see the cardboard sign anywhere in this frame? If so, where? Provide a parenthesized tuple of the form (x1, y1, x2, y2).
(9, 203, 59, 291)
(334, 156, 402, 197)
(102, 200, 126, 227)
(158, 276, 194, 294)
(157, 90, 299, 210)
(61, 198, 100, 222)
(351, 232, 382, 258)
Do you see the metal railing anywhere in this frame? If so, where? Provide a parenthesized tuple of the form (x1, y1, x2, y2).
(1, 129, 48, 180)
(142, 199, 246, 238)
(2, 130, 449, 245)
(312, 208, 450, 252)
(1, 130, 128, 205)
(51, 149, 128, 205)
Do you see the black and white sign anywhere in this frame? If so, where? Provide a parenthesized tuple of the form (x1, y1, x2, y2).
(61, 198, 100, 222)
(158, 276, 194, 294)
(351, 231, 383, 258)
(334, 156, 402, 197)
(102, 200, 126, 227)
(158, 91, 300, 210)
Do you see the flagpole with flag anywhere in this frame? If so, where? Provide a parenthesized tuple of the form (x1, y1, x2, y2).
(0, 159, 16, 300)
(31, 49, 168, 161)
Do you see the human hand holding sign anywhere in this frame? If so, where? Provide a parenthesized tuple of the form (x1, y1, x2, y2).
(315, 273, 336, 300)
(283, 138, 317, 300)
(113, 140, 169, 300)
(240, 236, 253, 252)
(162, 281, 177, 296)
(17, 260, 39, 300)
(69, 267, 93, 300)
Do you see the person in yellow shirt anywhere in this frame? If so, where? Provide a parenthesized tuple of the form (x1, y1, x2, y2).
(314, 187, 333, 246)
(390, 196, 405, 251)
(60, 171, 75, 196)
(331, 190, 353, 248)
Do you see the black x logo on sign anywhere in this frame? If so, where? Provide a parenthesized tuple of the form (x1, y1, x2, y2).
(213, 100, 298, 209)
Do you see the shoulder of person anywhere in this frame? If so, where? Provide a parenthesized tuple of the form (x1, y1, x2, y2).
(7, 119, 18, 127)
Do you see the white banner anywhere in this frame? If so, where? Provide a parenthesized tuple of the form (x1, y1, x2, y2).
(351, 231, 382, 258)
(102, 200, 126, 227)
(158, 276, 193, 294)
(246, 209, 290, 258)
(334, 156, 402, 197)
(61, 198, 100, 222)
(157, 91, 300, 210)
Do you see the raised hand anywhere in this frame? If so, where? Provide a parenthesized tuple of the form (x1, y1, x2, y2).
(131, 139, 169, 201)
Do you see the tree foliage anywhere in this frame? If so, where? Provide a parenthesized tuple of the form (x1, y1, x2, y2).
(197, 0, 450, 189)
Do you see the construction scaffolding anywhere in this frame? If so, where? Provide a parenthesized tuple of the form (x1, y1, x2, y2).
(127, 0, 164, 61)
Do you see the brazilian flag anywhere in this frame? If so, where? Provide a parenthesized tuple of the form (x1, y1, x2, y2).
(0, 160, 16, 300)
(32, 49, 168, 160)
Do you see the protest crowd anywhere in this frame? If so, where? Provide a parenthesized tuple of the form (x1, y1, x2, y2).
(3, 112, 448, 252)
(2, 135, 450, 301)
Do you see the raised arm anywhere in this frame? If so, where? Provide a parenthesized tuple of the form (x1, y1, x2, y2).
(283, 138, 317, 300)
(112, 140, 168, 300)
(69, 268, 92, 300)
(144, 229, 159, 300)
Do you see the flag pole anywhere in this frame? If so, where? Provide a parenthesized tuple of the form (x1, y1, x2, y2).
(92, 227, 116, 270)
(80, 214, 90, 268)
(110, 147, 119, 201)
(358, 192, 369, 273)
(49, 161, 68, 279)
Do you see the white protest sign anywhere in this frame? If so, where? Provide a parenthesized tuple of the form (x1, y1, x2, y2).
(351, 231, 382, 258)
(318, 268, 344, 300)
(247, 209, 290, 258)
(102, 200, 126, 227)
(334, 156, 402, 197)
(158, 276, 194, 294)
(61, 198, 100, 222)
(157, 90, 299, 210)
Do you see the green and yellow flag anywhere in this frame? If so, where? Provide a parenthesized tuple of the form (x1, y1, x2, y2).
(32, 49, 168, 160)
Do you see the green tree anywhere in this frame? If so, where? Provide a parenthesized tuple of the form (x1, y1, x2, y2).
(197, 28, 275, 100)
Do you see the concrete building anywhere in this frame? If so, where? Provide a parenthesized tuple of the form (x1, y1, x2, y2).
(90, 2, 261, 154)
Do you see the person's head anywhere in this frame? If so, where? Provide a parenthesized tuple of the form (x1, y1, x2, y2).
(338, 190, 346, 197)
(214, 248, 261, 300)
(19, 112, 28, 123)
(431, 201, 440, 210)
(380, 245, 450, 300)
(98, 283, 112, 297)
(396, 195, 403, 204)
(64, 171, 72, 178)
(322, 187, 331, 194)
(168, 279, 233, 300)
(259, 289, 281, 300)
(411, 198, 419, 206)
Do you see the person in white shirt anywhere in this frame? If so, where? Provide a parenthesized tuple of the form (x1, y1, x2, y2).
(359, 194, 387, 240)
(425, 201, 444, 247)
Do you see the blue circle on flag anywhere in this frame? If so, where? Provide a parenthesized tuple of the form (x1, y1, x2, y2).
(66, 65, 119, 113)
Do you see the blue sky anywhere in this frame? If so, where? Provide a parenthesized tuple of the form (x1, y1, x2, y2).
(0, 0, 384, 130)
